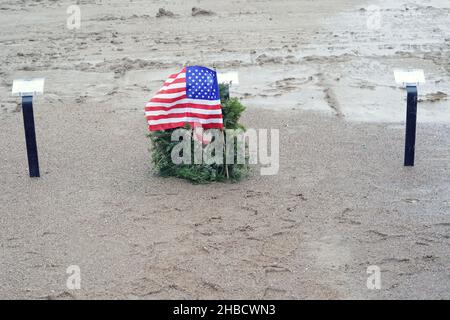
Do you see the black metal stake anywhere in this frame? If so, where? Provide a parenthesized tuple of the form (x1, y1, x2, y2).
(22, 95, 40, 177)
(404, 85, 418, 167)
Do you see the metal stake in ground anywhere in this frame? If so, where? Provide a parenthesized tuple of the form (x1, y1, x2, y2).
(394, 69, 425, 167)
(404, 86, 418, 166)
(12, 78, 45, 178)
(22, 95, 40, 177)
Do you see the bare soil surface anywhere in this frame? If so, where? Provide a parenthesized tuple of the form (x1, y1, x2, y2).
(0, 0, 449, 299)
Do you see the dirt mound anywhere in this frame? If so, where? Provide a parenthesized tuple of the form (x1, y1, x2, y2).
(419, 91, 448, 102)
(156, 8, 175, 18)
(191, 7, 215, 16)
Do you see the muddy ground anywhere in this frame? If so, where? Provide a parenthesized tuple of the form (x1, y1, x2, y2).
(0, 0, 449, 299)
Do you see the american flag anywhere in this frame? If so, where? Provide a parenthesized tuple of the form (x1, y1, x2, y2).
(145, 66, 223, 131)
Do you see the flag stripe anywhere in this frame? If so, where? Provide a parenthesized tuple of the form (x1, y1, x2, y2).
(163, 74, 186, 85)
(146, 113, 223, 121)
(152, 91, 187, 100)
(145, 108, 223, 116)
(145, 103, 222, 113)
(148, 117, 223, 125)
(150, 95, 188, 103)
(169, 69, 185, 78)
(159, 83, 186, 92)
(162, 78, 186, 88)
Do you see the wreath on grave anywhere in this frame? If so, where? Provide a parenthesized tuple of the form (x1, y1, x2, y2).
(148, 84, 250, 183)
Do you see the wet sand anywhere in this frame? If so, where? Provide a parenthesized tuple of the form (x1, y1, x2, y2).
(0, 0, 449, 299)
